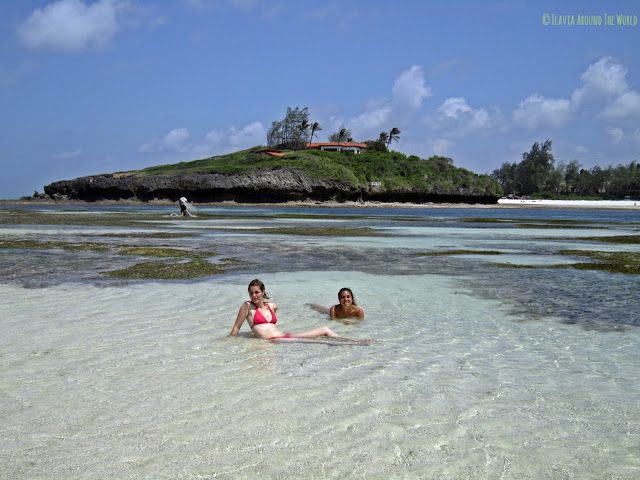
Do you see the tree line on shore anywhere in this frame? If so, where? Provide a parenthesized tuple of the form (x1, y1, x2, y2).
(491, 140, 640, 199)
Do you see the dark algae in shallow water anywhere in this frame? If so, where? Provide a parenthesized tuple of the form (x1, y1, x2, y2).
(105, 256, 238, 280)
(571, 235, 640, 244)
(258, 226, 388, 236)
(0, 239, 238, 280)
(0, 239, 110, 253)
(416, 250, 503, 256)
(558, 250, 640, 275)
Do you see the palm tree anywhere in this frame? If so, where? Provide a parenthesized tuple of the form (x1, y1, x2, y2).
(339, 127, 351, 144)
(328, 127, 352, 144)
(378, 131, 389, 145)
(387, 127, 400, 149)
(309, 121, 322, 144)
(299, 119, 310, 137)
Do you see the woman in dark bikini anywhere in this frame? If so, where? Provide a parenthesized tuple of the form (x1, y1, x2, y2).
(230, 279, 372, 345)
(310, 287, 365, 323)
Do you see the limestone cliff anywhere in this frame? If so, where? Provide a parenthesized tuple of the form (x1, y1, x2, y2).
(44, 167, 499, 203)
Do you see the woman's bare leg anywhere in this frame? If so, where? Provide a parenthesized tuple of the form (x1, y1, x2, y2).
(294, 326, 340, 338)
(294, 327, 373, 345)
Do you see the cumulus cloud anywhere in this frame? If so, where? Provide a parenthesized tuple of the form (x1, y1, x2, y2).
(512, 93, 573, 130)
(201, 121, 266, 154)
(344, 65, 433, 139)
(392, 65, 432, 110)
(18, 0, 162, 53)
(18, 0, 120, 52)
(601, 90, 640, 119)
(606, 127, 624, 144)
(346, 102, 392, 134)
(140, 128, 191, 153)
(140, 122, 266, 157)
(436, 97, 493, 131)
(514, 57, 640, 129)
(572, 57, 629, 107)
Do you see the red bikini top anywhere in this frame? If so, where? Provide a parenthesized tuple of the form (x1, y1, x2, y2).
(251, 304, 277, 326)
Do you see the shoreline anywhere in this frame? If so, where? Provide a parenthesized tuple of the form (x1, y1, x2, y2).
(1, 198, 639, 210)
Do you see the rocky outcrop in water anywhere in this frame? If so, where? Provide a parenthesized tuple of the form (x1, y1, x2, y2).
(44, 168, 499, 204)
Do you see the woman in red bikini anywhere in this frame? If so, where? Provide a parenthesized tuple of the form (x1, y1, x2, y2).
(230, 279, 372, 345)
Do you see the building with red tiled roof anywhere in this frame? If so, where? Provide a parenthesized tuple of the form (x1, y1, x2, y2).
(306, 142, 368, 154)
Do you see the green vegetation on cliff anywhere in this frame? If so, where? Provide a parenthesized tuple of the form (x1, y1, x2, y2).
(130, 147, 501, 196)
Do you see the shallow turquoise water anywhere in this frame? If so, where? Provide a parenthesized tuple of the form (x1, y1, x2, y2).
(1, 204, 639, 479)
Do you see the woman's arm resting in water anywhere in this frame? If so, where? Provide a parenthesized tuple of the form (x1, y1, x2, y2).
(230, 302, 249, 336)
(307, 303, 330, 314)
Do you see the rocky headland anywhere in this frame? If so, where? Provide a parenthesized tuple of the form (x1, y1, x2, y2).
(42, 147, 502, 204)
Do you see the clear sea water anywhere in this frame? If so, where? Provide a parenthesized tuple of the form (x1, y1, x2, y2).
(1, 204, 639, 479)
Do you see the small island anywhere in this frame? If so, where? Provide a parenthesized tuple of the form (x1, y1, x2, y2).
(39, 107, 499, 204)
(43, 145, 501, 204)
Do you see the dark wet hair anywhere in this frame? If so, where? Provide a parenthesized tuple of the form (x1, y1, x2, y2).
(248, 278, 269, 299)
(338, 287, 356, 305)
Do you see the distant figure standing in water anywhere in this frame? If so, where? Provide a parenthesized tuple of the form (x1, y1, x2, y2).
(178, 196, 195, 217)
(309, 287, 365, 323)
(230, 279, 372, 345)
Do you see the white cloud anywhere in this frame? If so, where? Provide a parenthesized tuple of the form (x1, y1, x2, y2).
(606, 127, 624, 144)
(140, 128, 191, 153)
(202, 121, 266, 154)
(53, 148, 83, 159)
(140, 122, 266, 157)
(346, 103, 392, 135)
(18, 0, 120, 52)
(392, 65, 432, 110)
(572, 57, 629, 107)
(436, 97, 493, 131)
(17, 0, 163, 53)
(512, 93, 573, 130)
(513, 56, 640, 129)
(601, 90, 640, 119)
(343, 66, 433, 140)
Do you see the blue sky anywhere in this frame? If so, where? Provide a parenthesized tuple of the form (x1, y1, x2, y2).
(1, 0, 639, 198)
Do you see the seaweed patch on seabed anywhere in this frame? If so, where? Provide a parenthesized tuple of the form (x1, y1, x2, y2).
(105, 256, 240, 280)
(494, 250, 640, 275)
(0, 239, 110, 252)
(415, 250, 503, 256)
(256, 226, 390, 236)
(557, 250, 640, 275)
(0, 239, 241, 280)
(561, 234, 640, 244)
(0, 211, 159, 227)
(87, 232, 197, 239)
